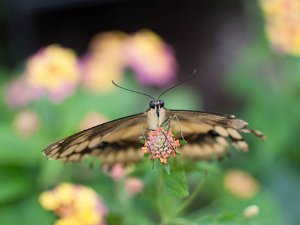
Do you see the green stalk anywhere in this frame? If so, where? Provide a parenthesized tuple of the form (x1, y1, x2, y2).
(176, 175, 206, 215)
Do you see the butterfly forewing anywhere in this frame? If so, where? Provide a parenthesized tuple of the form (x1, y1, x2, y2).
(43, 112, 147, 164)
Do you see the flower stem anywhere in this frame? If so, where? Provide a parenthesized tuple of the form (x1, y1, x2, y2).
(176, 174, 206, 215)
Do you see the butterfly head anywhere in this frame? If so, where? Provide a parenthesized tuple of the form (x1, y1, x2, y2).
(149, 99, 164, 117)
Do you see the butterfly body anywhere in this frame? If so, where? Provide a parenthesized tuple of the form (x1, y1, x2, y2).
(43, 98, 264, 165)
(147, 101, 166, 129)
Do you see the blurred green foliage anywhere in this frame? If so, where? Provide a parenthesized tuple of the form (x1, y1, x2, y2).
(224, 35, 300, 225)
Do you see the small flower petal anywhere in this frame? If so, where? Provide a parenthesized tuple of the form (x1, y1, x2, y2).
(124, 177, 144, 196)
(14, 109, 40, 137)
(108, 163, 126, 182)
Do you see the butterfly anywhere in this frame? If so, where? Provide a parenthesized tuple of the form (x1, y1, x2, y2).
(43, 73, 264, 166)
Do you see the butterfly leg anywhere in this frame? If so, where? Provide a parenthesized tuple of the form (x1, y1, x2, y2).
(141, 126, 155, 141)
(141, 126, 156, 149)
(163, 115, 187, 144)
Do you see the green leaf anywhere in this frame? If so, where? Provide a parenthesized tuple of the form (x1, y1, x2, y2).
(143, 154, 149, 160)
(0, 168, 32, 203)
(0, 125, 46, 166)
(163, 169, 189, 198)
(172, 130, 178, 136)
(0, 193, 54, 225)
(179, 139, 187, 146)
(216, 211, 239, 222)
(184, 161, 221, 175)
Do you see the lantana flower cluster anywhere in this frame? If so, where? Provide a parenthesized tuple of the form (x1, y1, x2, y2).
(259, 0, 300, 56)
(39, 183, 107, 225)
(5, 29, 177, 108)
(142, 127, 180, 164)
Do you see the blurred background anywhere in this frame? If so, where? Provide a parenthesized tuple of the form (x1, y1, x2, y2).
(0, 0, 300, 225)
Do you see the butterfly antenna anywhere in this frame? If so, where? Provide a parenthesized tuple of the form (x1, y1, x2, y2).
(158, 69, 197, 99)
(112, 80, 155, 100)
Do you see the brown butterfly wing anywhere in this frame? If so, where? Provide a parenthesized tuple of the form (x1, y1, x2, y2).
(43, 112, 147, 165)
(166, 109, 264, 160)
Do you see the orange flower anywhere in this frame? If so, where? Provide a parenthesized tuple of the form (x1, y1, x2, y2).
(224, 169, 259, 199)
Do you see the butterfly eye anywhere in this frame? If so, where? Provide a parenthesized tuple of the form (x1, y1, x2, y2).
(149, 100, 155, 108)
(159, 100, 164, 108)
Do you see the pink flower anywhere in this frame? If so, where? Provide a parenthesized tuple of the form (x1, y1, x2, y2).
(123, 29, 177, 87)
(14, 109, 40, 137)
(124, 177, 144, 196)
(142, 127, 180, 164)
(81, 29, 178, 89)
(108, 163, 126, 181)
(5, 76, 43, 108)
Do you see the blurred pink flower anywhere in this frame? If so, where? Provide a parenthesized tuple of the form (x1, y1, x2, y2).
(5, 76, 43, 108)
(26, 44, 80, 102)
(124, 177, 144, 196)
(39, 183, 107, 225)
(109, 163, 126, 181)
(81, 32, 127, 92)
(123, 29, 177, 87)
(102, 163, 126, 181)
(14, 109, 40, 137)
(79, 111, 108, 131)
(259, 0, 300, 55)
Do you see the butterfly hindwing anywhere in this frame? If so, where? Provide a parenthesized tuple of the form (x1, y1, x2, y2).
(166, 109, 264, 160)
(43, 112, 147, 164)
